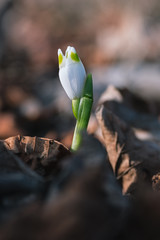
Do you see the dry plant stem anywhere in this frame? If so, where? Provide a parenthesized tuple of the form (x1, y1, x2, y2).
(71, 74, 93, 152)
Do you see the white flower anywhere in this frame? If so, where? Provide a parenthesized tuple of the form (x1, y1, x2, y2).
(58, 46, 86, 100)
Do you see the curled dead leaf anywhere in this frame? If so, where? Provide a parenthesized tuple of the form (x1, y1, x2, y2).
(96, 86, 160, 194)
(4, 135, 70, 178)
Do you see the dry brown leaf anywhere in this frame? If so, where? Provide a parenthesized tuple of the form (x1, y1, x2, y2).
(96, 93, 160, 194)
(4, 135, 70, 178)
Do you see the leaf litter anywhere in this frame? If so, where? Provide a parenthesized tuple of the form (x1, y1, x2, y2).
(0, 84, 160, 239)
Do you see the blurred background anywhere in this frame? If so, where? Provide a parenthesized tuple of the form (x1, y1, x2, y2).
(0, 0, 160, 146)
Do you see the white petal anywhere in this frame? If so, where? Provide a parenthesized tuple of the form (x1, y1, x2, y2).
(66, 62, 86, 98)
(65, 46, 71, 57)
(59, 67, 73, 99)
(59, 62, 86, 99)
(58, 48, 63, 56)
(70, 47, 76, 53)
(58, 46, 86, 100)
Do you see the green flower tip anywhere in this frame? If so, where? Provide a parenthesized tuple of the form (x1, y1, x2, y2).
(58, 53, 63, 65)
(71, 52, 80, 62)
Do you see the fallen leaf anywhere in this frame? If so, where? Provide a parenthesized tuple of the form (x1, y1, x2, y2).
(4, 135, 70, 179)
(96, 86, 160, 194)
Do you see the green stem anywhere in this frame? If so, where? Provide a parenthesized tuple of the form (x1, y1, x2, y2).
(72, 98, 80, 119)
(71, 74, 93, 152)
(71, 97, 93, 151)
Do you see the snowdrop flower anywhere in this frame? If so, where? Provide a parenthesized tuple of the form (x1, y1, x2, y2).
(58, 46, 86, 100)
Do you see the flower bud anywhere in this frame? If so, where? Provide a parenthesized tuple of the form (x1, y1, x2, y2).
(58, 46, 86, 100)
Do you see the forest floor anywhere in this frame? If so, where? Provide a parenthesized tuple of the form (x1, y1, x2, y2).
(0, 0, 160, 239)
